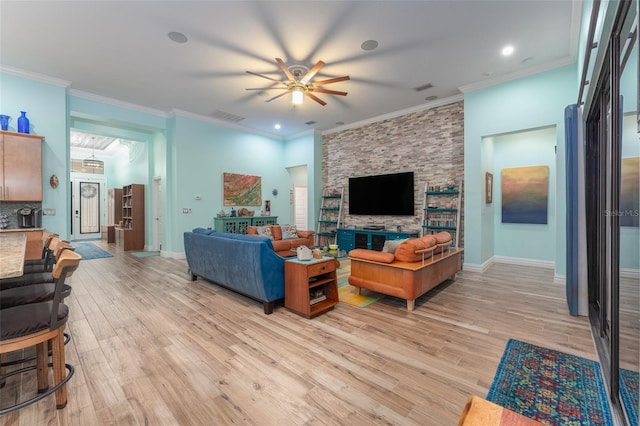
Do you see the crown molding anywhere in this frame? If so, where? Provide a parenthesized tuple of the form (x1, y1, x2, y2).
(322, 94, 465, 136)
(69, 89, 168, 117)
(284, 128, 317, 141)
(169, 109, 284, 141)
(458, 56, 576, 93)
(0, 64, 71, 88)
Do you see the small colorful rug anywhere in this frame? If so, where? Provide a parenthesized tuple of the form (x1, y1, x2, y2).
(487, 339, 613, 425)
(336, 260, 384, 308)
(72, 242, 113, 260)
(620, 368, 639, 426)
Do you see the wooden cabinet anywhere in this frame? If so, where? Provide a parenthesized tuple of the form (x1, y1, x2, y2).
(337, 228, 419, 252)
(108, 188, 122, 225)
(285, 257, 338, 318)
(0, 131, 43, 201)
(213, 216, 278, 234)
(119, 184, 144, 251)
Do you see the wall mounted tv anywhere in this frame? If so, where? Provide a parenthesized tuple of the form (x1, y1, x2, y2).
(348, 172, 415, 216)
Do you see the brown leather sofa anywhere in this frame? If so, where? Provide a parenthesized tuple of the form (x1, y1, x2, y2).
(247, 225, 314, 257)
(348, 232, 462, 310)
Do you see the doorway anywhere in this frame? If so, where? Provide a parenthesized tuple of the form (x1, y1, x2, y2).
(70, 175, 107, 241)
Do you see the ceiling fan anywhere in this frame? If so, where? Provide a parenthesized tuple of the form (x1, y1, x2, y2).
(246, 58, 350, 106)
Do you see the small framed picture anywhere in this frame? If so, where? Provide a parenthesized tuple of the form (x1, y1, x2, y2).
(485, 172, 493, 204)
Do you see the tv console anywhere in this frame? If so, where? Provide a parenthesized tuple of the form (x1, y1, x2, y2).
(337, 228, 419, 252)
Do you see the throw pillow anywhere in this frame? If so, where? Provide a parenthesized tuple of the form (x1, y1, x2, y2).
(256, 226, 273, 240)
(382, 238, 408, 254)
(281, 224, 299, 240)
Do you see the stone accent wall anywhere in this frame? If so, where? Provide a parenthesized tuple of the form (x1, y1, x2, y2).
(322, 100, 464, 246)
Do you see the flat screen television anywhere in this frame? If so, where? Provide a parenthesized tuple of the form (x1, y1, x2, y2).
(348, 172, 414, 216)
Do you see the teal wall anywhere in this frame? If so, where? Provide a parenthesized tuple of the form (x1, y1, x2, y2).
(0, 72, 69, 236)
(168, 114, 290, 254)
(490, 126, 557, 262)
(283, 131, 321, 229)
(464, 64, 577, 273)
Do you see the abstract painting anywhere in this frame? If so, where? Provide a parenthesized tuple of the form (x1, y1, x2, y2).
(223, 172, 262, 206)
(501, 165, 549, 224)
(621, 157, 639, 227)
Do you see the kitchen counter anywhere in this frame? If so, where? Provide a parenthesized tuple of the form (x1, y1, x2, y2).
(0, 228, 46, 260)
(0, 232, 27, 278)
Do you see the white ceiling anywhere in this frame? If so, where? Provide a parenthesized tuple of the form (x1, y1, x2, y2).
(0, 1, 581, 140)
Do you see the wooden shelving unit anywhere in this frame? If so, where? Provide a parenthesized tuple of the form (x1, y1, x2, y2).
(117, 183, 144, 251)
(285, 257, 338, 318)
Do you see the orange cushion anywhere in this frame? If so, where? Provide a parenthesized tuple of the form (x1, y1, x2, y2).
(394, 235, 436, 262)
(348, 249, 395, 264)
(270, 225, 282, 241)
(434, 231, 452, 244)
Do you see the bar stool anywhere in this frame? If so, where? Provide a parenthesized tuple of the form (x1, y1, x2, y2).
(0, 250, 81, 414)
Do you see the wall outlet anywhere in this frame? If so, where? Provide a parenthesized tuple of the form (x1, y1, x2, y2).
(182, 208, 192, 214)
(43, 208, 56, 215)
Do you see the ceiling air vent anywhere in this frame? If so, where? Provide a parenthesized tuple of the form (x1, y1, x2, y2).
(212, 110, 245, 123)
(413, 83, 433, 92)
(305, 120, 317, 126)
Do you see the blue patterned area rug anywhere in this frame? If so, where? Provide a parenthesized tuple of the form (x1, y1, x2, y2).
(73, 242, 113, 260)
(620, 368, 639, 426)
(487, 339, 612, 425)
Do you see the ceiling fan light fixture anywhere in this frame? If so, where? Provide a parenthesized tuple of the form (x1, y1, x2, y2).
(291, 86, 304, 105)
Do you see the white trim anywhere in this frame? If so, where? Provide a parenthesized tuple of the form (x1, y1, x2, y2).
(70, 89, 168, 117)
(458, 57, 576, 93)
(620, 268, 640, 279)
(161, 250, 185, 260)
(170, 109, 284, 141)
(493, 255, 555, 269)
(285, 128, 317, 141)
(322, 94, 464, 135)
(553, 274, 566, 285)
(463, 257, 494, 273)
(1, 65, 71, 88)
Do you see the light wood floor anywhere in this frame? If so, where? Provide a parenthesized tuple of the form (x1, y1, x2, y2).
(1, 241, 601, 425)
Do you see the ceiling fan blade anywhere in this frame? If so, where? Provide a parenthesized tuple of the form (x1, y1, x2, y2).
(306, 93, 327, 106)
(301, 60, 326, 84)
(246, 70, 286, 84)
(312, 75, 350, 86)
(245, 87, 286, 90)
(275, 58, 295, 81)
(311, 88, 348, 96)
(265, 91, 290, 103)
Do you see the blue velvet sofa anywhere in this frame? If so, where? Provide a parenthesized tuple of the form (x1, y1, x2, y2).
(183, 228, 285, 314)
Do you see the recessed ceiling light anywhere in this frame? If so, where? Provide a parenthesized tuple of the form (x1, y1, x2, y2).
(501, 45, 514, 56)
(274, 123, 281, 130)
(361, 40, 378, 51)
(168, 32, 188, 43)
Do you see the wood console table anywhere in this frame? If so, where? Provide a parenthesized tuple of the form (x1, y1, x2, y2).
(0, 232, 27, 278)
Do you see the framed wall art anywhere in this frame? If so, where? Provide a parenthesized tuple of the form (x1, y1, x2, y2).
(485, 172, 493, 204)
(223, 172, 262, 206)
(501, 165, 549, 224)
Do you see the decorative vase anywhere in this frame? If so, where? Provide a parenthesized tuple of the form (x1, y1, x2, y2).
(17, 111, 29, 134)
(0, 115, 9, 131)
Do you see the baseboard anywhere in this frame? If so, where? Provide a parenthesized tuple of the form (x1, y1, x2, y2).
(493, 256, 555, 269)
(620, 268, 640, 279)
(463, 257, 494, 273)
(553, 274, 566, 285)
(161, 250, 186, 259)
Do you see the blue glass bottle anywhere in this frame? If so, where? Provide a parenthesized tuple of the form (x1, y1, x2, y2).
(17, 111, 29, 134)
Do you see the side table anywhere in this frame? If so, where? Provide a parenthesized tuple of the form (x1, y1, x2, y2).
(285, 257, 338, 318)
